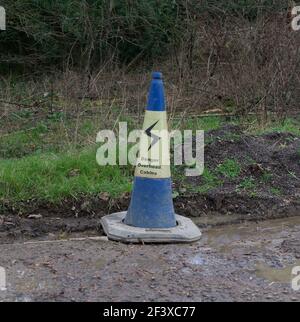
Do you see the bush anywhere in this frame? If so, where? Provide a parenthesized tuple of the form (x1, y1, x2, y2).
(0, 0, 289, 72)
(0, 0, 183, 71)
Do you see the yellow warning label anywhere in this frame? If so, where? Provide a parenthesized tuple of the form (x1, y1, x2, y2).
(135, 110, 171, 179)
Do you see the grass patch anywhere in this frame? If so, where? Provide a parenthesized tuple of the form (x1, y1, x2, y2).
(0, 148, 133, 203)
(270, 187, 281, 196)
(237, 177, 256, 191)
(192, 168, 222, 193)
(0, 123, 49, 158)
(1, 105, 299, 206)
(173, 116, 222, 132)
(261, 171, 273, 182)
(173, 168, 222, 196)
(0, 118, 105, 158)
(249, 118, 300, 136)
(222, 132, 241, 142)
(217, 159, 241, 178)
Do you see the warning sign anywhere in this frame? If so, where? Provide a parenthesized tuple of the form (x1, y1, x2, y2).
(135, 110, 171, 179)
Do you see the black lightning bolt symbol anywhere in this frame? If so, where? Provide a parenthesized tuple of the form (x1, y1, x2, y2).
(145, 120, 160, 151)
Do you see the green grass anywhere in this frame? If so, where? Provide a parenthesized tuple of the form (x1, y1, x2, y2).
(250, 118, 300, 136)
(222, 132, 241, 142)
(237, 177, 256, 191)
(173, 116, 222, 132)
(0, 148, 133, 203)
(217, 159, 241, 178)
(1, 108, 299, 207)
(0, 123, 49, 158)
(270, 187, 281, 196)
(261, 171, 273, 182)
(0, 118, 105, 159)
(173, 167, 222, 196)
(192, 168, 222, 193)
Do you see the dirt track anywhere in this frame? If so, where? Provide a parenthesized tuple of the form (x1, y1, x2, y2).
(1, 216, 300, 302)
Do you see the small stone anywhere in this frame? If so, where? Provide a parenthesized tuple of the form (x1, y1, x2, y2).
(28, 214, 42, 219)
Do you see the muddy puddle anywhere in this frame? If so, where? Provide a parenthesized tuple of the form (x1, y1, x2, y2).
(254, 261, 300, 283)
(203, 216, 300, 251)
(200, 216, 300, 287)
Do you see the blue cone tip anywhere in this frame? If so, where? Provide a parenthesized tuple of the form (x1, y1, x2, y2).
(147, 71, 165, 111)
(152, 72, 163, 79)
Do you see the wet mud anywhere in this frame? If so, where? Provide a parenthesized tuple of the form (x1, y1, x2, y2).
(1, 217, 300, 301)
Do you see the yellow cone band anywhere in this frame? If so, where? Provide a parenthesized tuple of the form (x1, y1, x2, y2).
(135, 110, 171, 179)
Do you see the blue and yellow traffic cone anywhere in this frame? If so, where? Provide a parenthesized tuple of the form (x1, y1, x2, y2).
(101, 72, 201, 243)
(124, 72, 176, 229)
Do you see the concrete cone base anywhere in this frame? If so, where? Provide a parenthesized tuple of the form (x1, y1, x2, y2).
(100, 212, 201, 244)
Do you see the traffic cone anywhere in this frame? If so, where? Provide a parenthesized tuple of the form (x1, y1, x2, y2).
(124, 71, 176, 229)
(101, 72, 201, 243)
